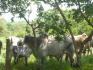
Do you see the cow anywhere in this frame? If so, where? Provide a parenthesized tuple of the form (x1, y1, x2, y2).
(23, 34, 76, 66)
(73, 33, 88, 55)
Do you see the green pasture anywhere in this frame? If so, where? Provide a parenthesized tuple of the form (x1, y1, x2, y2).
(0, 48, 93, 70)
(0, 37, 93, 70)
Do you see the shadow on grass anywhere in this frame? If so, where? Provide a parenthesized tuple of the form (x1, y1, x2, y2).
(1, 55, 93, 70)
(11, 59, 73, 70)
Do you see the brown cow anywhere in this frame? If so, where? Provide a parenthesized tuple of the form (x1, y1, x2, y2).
(65, 33, 88, 67)
(74, 33, 88, 55)
(82, 42, 92, 55)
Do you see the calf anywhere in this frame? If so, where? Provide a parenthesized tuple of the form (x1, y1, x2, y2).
(13, 44, 31, 65)
(9, 36, 31, 65)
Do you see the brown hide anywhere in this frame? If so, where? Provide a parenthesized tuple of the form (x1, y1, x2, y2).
(74, 33, 88, 53)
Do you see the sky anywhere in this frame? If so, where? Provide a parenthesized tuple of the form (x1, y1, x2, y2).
(1, 2, 77, 22)
(1, 2, 51, 22)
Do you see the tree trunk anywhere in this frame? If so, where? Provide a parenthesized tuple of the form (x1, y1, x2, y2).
(5, 39, 12, 70)
(55, 0, 76, 48)
(23, 15, 36, 37)
(55, 0, 80, 66)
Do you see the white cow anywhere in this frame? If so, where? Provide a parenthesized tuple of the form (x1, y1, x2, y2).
(24, 35, 75, 66)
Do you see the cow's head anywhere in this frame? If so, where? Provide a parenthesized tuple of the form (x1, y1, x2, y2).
(81, 33, 88, 42)
(23, 34, 48, 48)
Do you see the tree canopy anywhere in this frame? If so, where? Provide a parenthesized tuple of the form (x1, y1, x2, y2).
(0, 0, 93, 38)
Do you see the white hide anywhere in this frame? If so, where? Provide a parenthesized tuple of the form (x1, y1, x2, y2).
(38, 36, 75, 58)
(9, 36, 21, 46)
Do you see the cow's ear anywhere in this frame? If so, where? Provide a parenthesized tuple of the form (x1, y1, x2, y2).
(82, 33, 87, 37)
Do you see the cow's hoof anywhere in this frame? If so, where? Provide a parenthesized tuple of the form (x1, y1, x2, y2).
(71, 63, 80, 68)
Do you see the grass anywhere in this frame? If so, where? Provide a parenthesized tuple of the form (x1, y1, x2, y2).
(1, 51, 93, 70)
(0, 37, 93, 70)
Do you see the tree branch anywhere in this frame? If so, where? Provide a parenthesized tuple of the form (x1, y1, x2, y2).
(76, 0, 93, 27)
(22, 14, 36, 37)
(54, 0, 76, 44)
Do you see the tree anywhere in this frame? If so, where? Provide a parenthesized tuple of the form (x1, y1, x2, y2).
(41, 0, 93, 65)
(0, 0, 37, 37)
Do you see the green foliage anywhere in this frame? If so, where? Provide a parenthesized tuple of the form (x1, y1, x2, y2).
(72, 9, 83, 22)
(0, 21, 27, 37)
(0, 0, 92, 37)
(62, 10, 93, 35)
(34, 9, 92, 37)
(83, 4, 93, 16)
(36, 9, 67, 38)
(0, 18, 8, 37)
(71, 21, 93, 35)
(7, 22, 26, 37)
(0, 0, 31, 15)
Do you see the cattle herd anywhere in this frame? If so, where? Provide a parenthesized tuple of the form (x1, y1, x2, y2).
(0, 33, 93, 67)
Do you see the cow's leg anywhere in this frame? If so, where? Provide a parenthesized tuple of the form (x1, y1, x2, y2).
(56, 54, 64, 62)
(67, 52, 74, 67)
(14, 56, 19, 64)
(14, 56, 16, 64)
(65, 53, 69, 61)
(14, 53, 19, 64)
(90, 47, 92, 55)
(87, 46, 92, 55)
(40, 57, 45, 65)
(56, 56, 60, 61)
(73, 52, 81, 67)
(0, 47, 1, 54)
(14, 53, 18, 64)
(82, 47, 86, 56)
(24, 56, 28, 65)
(36, 57, 45, 70)
(16, 56, 19, 63)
